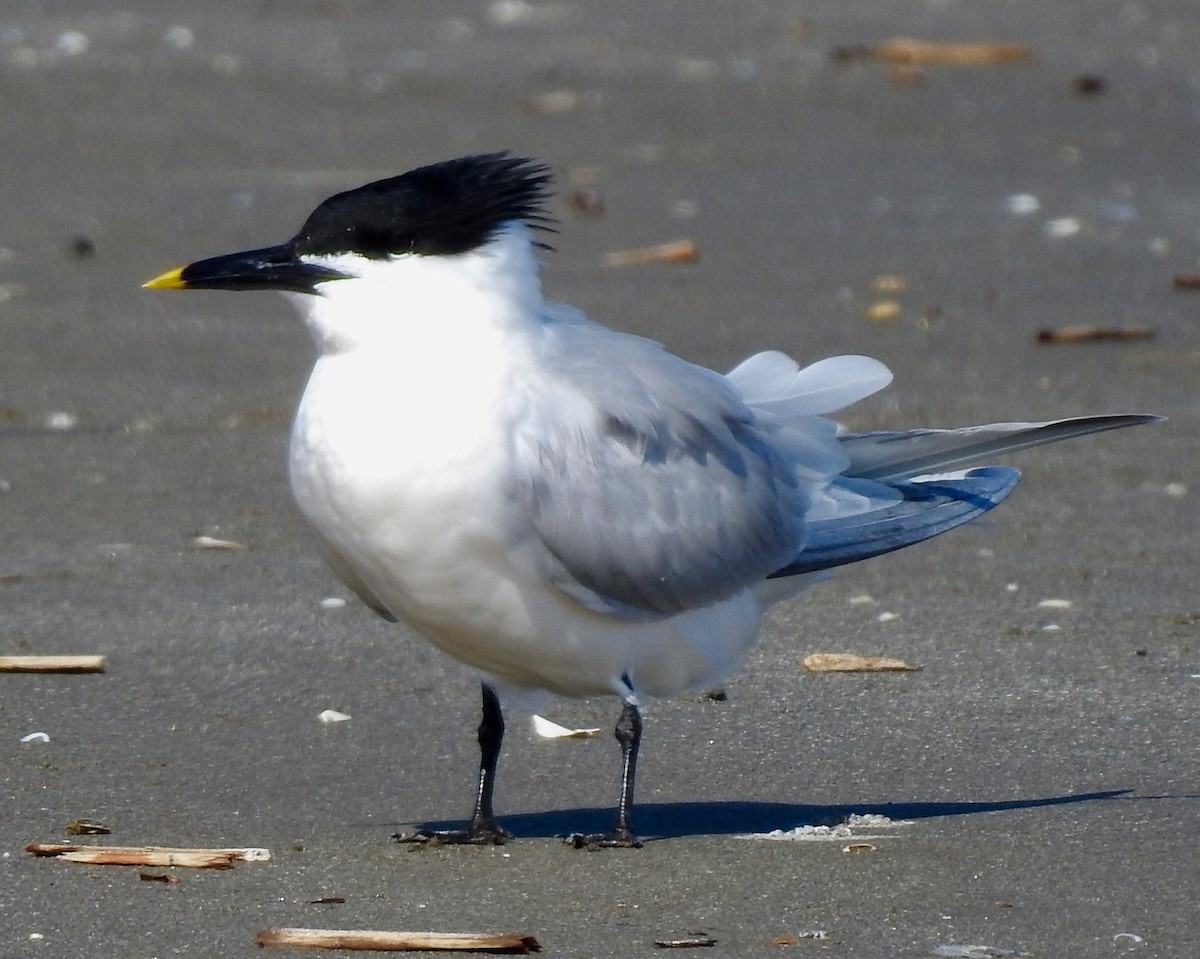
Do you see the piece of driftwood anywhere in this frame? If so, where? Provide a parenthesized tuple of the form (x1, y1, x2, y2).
(835, 38, 1033, 67)
(25, 843, 269, 868)
(803, 653, 920, 673)
(0, 655, 107, 673)
(602, 240, 698, 268)
(1036, 325, 1154, 344)
(255, 928, 541, 953)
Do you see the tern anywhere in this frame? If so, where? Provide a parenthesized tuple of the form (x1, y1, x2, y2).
(146, 153, 1156, 848)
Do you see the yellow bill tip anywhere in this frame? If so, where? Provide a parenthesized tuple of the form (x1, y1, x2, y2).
(142, 267, 187, 290)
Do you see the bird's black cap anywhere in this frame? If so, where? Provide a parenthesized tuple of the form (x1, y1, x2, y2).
(292, 152, 555, 258)
(145, 153, 557, 293)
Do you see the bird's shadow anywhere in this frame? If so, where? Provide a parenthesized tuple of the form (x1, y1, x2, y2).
(392, 789, 1133, 842)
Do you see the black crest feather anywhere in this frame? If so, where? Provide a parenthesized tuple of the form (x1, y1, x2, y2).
(291, 153, 555, 259)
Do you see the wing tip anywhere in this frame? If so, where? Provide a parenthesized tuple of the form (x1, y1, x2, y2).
(770, 466, 1022, 579)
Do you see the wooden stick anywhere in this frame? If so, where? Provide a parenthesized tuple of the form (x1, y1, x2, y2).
(256, 928, 541, 952)
(1036, 325, 1155, 344)
(25, 843, 269, 868)
(0, 655, 107, 673)
(835, 38, 1033, 67)
(602, 239, 698, 269)
(803, 653, 920, 673)
(653, 936, 718, 948)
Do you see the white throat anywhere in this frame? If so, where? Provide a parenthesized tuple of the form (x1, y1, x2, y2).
(284, 222, 546, 357)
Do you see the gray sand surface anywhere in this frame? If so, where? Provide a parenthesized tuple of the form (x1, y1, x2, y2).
(2, 4, 1196, 956)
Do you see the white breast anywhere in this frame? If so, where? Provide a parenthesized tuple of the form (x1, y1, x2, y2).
(290, 338, 520, 624)
(281, 230, 770, 699)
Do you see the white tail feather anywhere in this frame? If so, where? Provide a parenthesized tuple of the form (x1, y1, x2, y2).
(727, 352, 893, 416)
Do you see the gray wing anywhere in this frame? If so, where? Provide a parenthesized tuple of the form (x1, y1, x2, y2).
(508, 313, 810, 618)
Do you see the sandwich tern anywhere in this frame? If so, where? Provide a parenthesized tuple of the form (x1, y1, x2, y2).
(146, 153, 1157, 848)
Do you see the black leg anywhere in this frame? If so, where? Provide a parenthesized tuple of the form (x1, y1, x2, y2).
(393, 683, 511, 846)
(566, 695, 645, 849)
(610, 698, 644, 843)
(468, 683, 507, 837)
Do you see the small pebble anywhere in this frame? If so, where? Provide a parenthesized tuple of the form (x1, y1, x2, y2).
(1072, 74, 1107, 95)
(69, 235, 96, 258)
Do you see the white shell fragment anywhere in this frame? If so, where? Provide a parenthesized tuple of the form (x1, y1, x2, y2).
(20, 732, 50, 744)
(319, 597, 347, 610)
(317, 709, 351, 724)
(191, 535, 249, 551)
(749, 813, 913, 841)
(1044, 216, 1082, 238)
(55, 31, 89, 57)
(162, 25, 194, 50)
(1004, 193, 1041, 215)
(1037, 598, 1074, 609)
(44, 412, 78, 431)
(532, 715, 602, 739)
